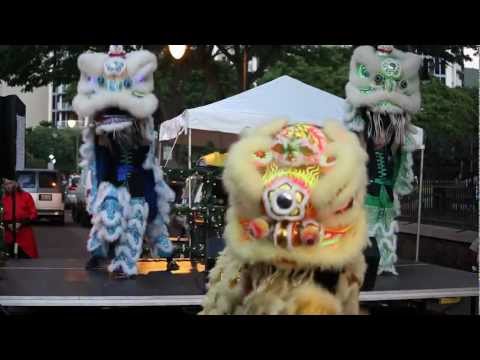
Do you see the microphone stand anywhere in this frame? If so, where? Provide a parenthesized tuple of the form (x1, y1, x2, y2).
(12, 189, 17, 259)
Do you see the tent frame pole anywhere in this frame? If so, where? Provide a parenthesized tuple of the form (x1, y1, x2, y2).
(188, 126, 192, 208)
(415, 145, 425, 262)
(163, 130, 182, 168)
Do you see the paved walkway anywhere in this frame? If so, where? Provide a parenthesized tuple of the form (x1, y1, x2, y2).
(399, 221, 478, 244)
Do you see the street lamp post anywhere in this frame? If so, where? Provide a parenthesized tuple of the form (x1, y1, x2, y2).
(168, 45, 187, 60)
(243, 46, 248, 91)
(157, 45, 188, 163)
(67, 120, 79, 173)
(48, 154, 56, 170)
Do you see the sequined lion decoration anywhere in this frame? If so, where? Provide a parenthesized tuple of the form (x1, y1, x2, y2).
(345, 45, 422, 275)
(200, 120, 369, 315)
(73, 45, 175, 278)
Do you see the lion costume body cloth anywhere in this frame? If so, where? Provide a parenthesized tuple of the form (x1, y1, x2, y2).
(73, 46, 174, 276)
(344, 45, 422, 275)
(201, 120, 370, 315)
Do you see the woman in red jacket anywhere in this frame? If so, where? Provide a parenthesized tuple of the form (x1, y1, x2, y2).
(2, 178, 39, 258)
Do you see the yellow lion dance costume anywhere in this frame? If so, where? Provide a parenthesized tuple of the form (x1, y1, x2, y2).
(200, 119, 370, 315)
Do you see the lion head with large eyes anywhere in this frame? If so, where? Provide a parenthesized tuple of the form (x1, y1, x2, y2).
(346, 45, 422, 115)
(222, 119, 369, 270)
(344, 45, 422, 148)
(73, 45, 158, 136)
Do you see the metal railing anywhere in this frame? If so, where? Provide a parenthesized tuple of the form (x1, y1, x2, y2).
(399, 179, 479, 230)
(56, 120, 86, 129)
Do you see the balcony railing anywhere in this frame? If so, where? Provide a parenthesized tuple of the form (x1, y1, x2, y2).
(56, 119, 86, 129)
(399, 179, 479, 230)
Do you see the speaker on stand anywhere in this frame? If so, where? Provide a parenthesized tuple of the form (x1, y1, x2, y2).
(0, 95, 26, 258)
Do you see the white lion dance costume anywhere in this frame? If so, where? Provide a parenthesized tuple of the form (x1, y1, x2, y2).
(201, 120, 370, 315)
(345, 45, 422, 275)
(73, 45, 175, 277)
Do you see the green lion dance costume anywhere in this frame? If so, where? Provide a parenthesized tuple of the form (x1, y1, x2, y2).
(345, 45, 422, 275)
(73, 45, 174, 277)
(201, 120, 370, 315)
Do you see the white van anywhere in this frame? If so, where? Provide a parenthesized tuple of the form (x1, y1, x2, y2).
(16, 169, 65, 224)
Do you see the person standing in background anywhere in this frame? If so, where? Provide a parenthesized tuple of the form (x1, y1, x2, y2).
(1, 178, 39, 258)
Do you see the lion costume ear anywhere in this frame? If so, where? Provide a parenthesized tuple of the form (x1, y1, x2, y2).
(310, 121, 368, 210)
(322, 120, 361, 146)
(76, 52, 109, 95)
(125, 50, 157, 93)
(78, 52, 108, 75)
(222, 120, 287, 217)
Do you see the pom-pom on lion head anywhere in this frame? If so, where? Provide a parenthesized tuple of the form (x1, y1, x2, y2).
(73, 45, 158, 135)
(223, 120, 369, 270)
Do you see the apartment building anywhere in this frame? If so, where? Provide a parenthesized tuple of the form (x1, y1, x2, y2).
(0, 81, 50, 128)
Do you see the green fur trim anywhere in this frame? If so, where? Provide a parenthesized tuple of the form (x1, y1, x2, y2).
(377, 234, 399, 275)
(393, 134, 415, 196)
(365, 189, 394, 209)
(365, 203, 396, 236)
(371, 223, 399, 275)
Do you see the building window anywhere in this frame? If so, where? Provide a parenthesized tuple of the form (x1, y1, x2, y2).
(434, 58, 446, 76)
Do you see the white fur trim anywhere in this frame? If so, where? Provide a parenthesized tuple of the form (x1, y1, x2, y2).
(95, 121, 133, 135)
(346, 83, 421, 115)
(153, 239, 173, 254)
(73, 91, 158, 119)
(97, 225, 123, 243)
(108, 260, 138, 276)
(74, 48, 158, 119)
(78, 52, 109, 76)
(91, 182, 114, 211)
(368, 221, 399, 237)
(96, 209, 122, 227)
(86, 236, 101, 252)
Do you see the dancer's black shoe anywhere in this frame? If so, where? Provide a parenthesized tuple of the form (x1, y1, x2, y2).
(167, 260, 180, 271)
(85, 256, 102, 270)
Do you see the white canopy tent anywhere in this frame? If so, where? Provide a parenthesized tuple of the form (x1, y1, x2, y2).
(159, 75, 426, 260)
(160, 75, 424, 151)
(160, 75, 346, 142)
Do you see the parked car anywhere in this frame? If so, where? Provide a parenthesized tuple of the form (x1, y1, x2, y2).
(71, 169, 91, 227)
(65, 174, 81, 209)
(16, 169, 65, 224)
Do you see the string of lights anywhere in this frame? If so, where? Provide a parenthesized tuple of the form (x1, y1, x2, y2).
(165, 167, 227, 260)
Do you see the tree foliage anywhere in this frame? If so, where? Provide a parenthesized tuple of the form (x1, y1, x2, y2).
(0, 45, 137, 92)
(0, 44, 476, 92)
(257, 46, 352, 97)
(415, 79, 478, 179)
(153, 46, 239, 121)
(25, 126, 81, 174)
(1, 45, 478, 179)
